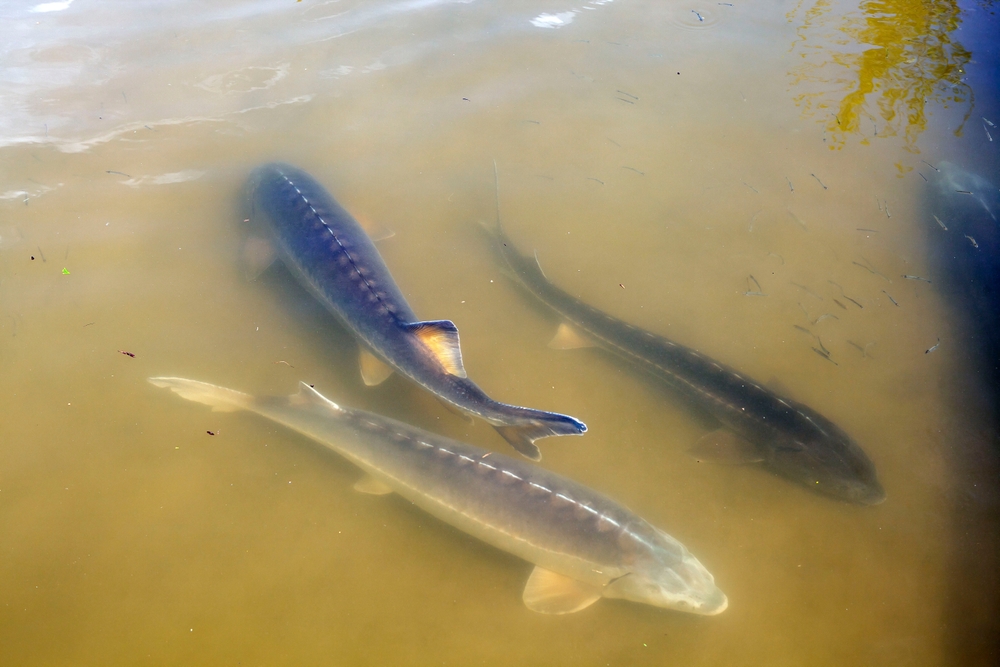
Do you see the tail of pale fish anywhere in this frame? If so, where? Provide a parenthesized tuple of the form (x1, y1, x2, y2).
(493, 410, 587, 461)
(148, 377, 253, 412)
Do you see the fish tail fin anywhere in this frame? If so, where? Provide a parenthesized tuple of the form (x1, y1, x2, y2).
(493, 411, 588, 461)
(148, 377, 253, 412)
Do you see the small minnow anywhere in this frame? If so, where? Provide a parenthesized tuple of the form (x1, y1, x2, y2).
(925, 338, 941, 354)
(932, 215, 948, 230)
(882, 290, 899, 306)
(902, 275, 931, 283)
(965, 235, 979, 248)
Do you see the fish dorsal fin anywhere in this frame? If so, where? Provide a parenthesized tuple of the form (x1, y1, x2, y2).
(353, 473, 394, 495)
(241, 235, 277, 280)
(523, 566, 602, 614)
(291, 382, 344, 412)
(148, 377, 249, 412)
(405, 320, 467, 378)
(548, 322, 597, 350)
(688, 429, 764, 464)
(359, 348, 395, 386)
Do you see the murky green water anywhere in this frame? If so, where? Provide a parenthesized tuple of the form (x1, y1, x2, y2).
(2, 0, 997, 664)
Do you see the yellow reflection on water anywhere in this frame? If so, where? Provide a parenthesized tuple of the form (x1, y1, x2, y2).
(788, 0, 972, 151)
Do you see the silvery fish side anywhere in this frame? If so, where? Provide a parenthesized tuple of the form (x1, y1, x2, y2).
(484, 216, 885, 505)
(245, 163, 586, 460)
(149, 377, 727, 616)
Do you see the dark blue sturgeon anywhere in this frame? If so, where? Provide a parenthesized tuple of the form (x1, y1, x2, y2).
(246, 163, 586, 460)
(485, 215, 885, 505)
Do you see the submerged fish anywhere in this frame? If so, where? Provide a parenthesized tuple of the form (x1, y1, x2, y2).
(149, 376, 727, 616)
(245, 163, 586, 460)
(483, 213, 885, 505)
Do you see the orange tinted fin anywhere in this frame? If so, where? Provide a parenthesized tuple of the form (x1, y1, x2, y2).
(548, 322, 597, 350)
(522, 566, 602, 614)
(359, 348, 394, 386)
(688, 429, 764, 464)
(405, 320, 467, 378)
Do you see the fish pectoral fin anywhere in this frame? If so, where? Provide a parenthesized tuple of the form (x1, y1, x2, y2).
(241, 235, 277, 280)
(689, 429, 765, 464)
(523, 566, 602, 614)
(493, 425, 543, 461)
(405, 320, 467, 378)
(548, 322, 597, 350)
(359, 348, 395, 386)
(353, 474, 394, 495)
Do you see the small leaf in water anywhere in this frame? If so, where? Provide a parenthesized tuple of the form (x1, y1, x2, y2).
(61, 267, 70, 274)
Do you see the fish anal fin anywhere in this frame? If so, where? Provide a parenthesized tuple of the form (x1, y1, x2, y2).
(353, 474, 394, 495)
(405, 320, 467, 378)
(493, 425, 543, 461)
(689, 429, 764, 464)
(523, 566, 602, 615)
(438, 397, 475, 424)
(359, 348, 395, 386)
(241, 235, 277, 280)
(548, 322, 597, 350)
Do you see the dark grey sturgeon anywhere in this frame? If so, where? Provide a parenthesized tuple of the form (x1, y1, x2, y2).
(486, 220, 885, 505)
(150, 376, 727, 616)
(246, 163, 585, 460)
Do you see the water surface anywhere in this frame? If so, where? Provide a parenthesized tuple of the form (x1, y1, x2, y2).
(1, 0, 998, 664)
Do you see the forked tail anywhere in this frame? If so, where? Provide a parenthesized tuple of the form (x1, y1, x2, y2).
(148, 377, 254, 412)
(492, 408, 587, 461)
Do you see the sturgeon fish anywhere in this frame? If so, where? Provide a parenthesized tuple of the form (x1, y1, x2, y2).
(245, 163, 586, 460)
(484, 195, 884, 505)
(149, 376, 727, 616)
